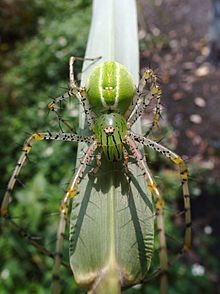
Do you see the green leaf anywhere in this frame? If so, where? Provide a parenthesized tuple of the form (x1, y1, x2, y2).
(69, 0, 154, 292)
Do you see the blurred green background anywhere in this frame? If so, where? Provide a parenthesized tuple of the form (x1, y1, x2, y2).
(0, 0, 219, 293)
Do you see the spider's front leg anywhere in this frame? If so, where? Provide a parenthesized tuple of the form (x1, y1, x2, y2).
(48, 56, 100, 130)
(51, 141, 97, 294)
(129, 131, 191, 255)
(126, 68, 162, 137)
(125, 134, 168, 294)
(47, 56, 79, 111)
(1, 132, 94, 217)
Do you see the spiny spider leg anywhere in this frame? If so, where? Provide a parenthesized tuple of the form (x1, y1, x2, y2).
(1, 132, 94, 217)
(5, 217, 71, 268)
(128, 131, 191, 254)
(143, 70, 162, 137)
(69, 56, 101, 88)
(124, 68, 150, 120)
(144, 94, 161, 137)
(51, 141, 97, 294)
(53, 109, 76, 132)
(48, 56, 100, 130)
(125, 135, 168, 294)
(126, 68, 162, 135)
(123, 147, 130, 177)
(89, 152, 102, 175)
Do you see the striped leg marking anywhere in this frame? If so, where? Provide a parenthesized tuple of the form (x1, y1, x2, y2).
(125, 135, 168, 294)
(144, 93, 161, 137)
(48, 90, 75, 112)
(69, 55, 101, 89)
(78, 87, 96, 129)
(129, 131, 192, 254)
(51, 141, 97, 294)
(127, 68, 162, 130)
(125, 68, 153, 120)
(124, 88, 142, 121)
(1, 132, 94, 218)
(48, 56, 100, 130)
(47, 55, 80, 109)
(69, 56, 101, 129)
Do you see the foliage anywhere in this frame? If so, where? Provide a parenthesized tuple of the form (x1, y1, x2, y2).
(0, 0, 91, 292)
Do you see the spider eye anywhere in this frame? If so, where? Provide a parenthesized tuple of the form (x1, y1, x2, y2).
(104, 86, 114, 90)
(104, 126, 115, 135)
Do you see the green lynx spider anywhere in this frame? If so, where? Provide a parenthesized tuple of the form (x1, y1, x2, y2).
(1, 56, 191, 293)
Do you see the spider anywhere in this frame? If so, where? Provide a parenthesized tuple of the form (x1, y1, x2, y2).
(1, 56, 191, 293)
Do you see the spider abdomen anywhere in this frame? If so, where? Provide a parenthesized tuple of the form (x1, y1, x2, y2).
(86, 61, 135, 115)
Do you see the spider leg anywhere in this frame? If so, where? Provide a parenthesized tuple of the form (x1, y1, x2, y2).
(69, 56, 101, 88)
(5, 217, 71, 266)
(48, 86, 96, 129)
(89, 151, 102, 175)
(126, 68, 162, 134)
(48, 56, 101, 130)
(125, 135, 168, 294)
(1, 132, 94, 217)
(144, 94, 161, 137)
(123, 147, 130, 177)
(51, 141, 97, 294)
(47, 90, 74, 112)
(53, 109, 76, 132)
(124, 68, 148, 120)
(128, 131, 191, 254)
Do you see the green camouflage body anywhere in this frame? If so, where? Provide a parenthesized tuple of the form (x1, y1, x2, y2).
(86, 61, 135, 161)
(86, 61, 135, 115)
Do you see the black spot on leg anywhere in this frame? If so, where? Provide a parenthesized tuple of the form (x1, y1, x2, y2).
(52, 274, 60, 281)
(184, 194, 190, 199)
(180, 169, 188, 175)
(54, 252, 63, 259)
(186, 222, 192, 228)
(60, 232, 65, 239)
(3, 213, 12, 219)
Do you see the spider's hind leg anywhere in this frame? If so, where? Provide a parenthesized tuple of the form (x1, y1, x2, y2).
(125, 134, 168, 294)
(129, 131, 192, 257)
